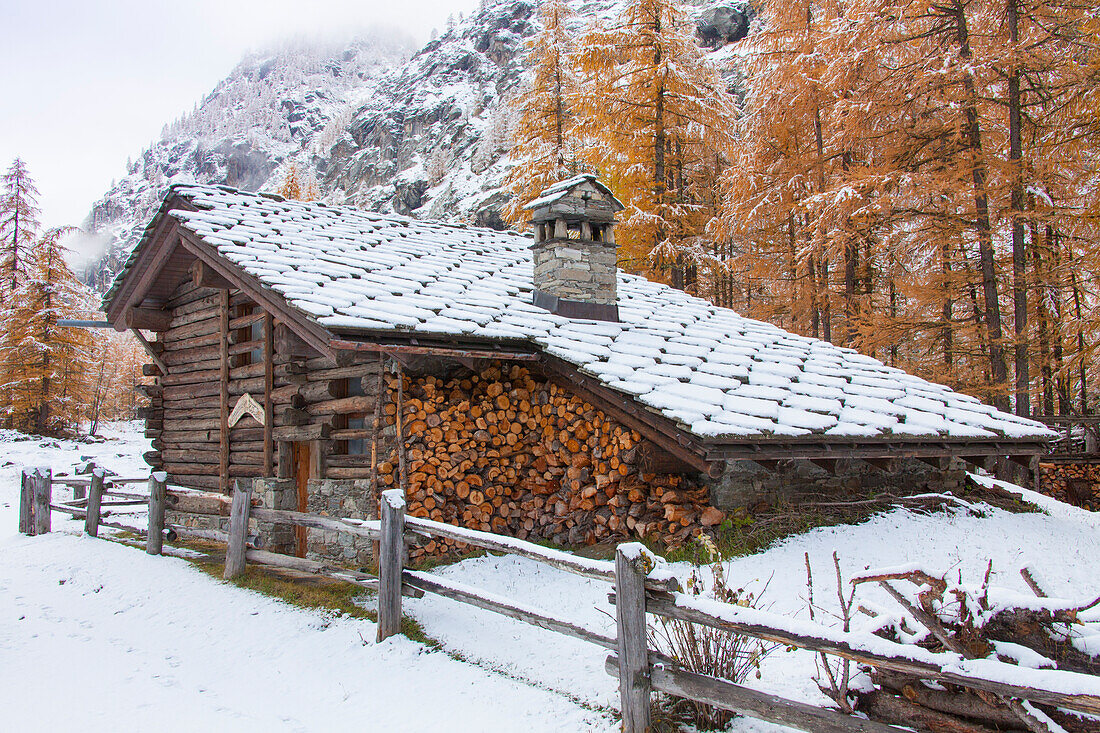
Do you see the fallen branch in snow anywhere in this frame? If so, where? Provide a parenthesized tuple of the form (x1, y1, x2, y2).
(844, 563, 1100, 732)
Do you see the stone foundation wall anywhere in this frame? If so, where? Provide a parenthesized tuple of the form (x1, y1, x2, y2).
(166, 477, 299, 554)
(304, 478, 376, 567)
(709, 457, 968, 510)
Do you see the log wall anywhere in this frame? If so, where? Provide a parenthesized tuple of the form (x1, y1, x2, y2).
(145, 279, 281, 491)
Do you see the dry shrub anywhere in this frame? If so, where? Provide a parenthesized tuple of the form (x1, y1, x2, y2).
(650, 534, 776, 730)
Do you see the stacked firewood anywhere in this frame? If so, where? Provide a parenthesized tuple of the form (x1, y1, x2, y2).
(1039, 462, 1099, 510)
(374, 364, 722, 560)
(840, 566, 1100, 732)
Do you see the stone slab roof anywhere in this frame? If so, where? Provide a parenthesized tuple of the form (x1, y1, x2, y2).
(106, 184, 1053, 444)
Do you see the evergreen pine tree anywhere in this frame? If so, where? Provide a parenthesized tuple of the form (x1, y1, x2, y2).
(0, 158, 42, 296)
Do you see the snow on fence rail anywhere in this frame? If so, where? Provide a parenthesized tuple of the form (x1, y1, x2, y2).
(17, 470, 1100, 733)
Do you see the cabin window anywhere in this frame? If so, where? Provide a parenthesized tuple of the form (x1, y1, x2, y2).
(338, 377, 369, 455)
(233, 304, 264, 366)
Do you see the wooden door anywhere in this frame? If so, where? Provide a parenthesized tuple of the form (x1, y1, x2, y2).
(293, 442, 310, 557)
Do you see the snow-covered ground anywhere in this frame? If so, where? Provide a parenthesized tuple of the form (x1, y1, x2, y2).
(2, 422, 1098, 731)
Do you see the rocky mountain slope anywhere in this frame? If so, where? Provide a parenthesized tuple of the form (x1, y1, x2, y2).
(79, 0, 751, 291)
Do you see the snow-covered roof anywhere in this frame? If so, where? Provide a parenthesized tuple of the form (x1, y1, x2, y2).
(108, 184, 1053, 444)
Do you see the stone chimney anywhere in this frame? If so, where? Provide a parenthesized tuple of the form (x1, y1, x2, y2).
(525, 174, 624, 322)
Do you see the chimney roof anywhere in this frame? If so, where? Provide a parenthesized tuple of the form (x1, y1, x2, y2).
(523, 174, 625, 212)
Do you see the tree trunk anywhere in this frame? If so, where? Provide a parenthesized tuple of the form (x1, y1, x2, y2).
(1007, 0, 1029, 417)
(953, 0, 1010, 411)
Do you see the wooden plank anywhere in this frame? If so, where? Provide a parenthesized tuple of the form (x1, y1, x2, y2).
(401, 514, 679, 592)
(264, 313, 274, 477)
(644, 596, 1100, 716)
(114, 226, 177, 322)
(615, 543, 652, 733)
(146, 472, 167, 555)
(223, 480, 252, 579)
(377, 489, 405, 642)
(131, 328, 169, 375)
(242, 550, 421, 597)
(125, 308, 172, 331)
(18, 469, 34, 535)
(403, 570, 616, 651)
(331, 338, 539, 362)
(33, 468, 52, 535)
(249, 507, 380, 542)
(219, 290, 229, 493)
(604, 656, 907, 733)
(84, 469, 105, 538)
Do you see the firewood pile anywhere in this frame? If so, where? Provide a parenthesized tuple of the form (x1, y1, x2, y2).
(1039, 462, 1099, 511)
(374, 364, 722, 560)
(829, 564, 1100, 732)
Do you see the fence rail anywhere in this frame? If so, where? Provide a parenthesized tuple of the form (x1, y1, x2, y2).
(18, 469, 1100, 733)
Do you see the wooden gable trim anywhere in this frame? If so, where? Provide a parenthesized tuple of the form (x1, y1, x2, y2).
(105, 194, 195, 327)
(175, 228, 336, 361)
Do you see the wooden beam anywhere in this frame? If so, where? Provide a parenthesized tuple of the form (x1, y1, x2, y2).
(605, 656, 908, 733)
(263, 313, 274, 478)
(748, 459, 781, 472)
(219, 290, 230, 493)
(130, 329, 169, 375)
(113, 225, 178, 328)
(860, 457, 895, 473)
(915, 456, 950, 470)
(190, 259, 232, 290)
(706, 441, 1047, 462)
(809, 459, 838, 475)
(961, 455, 997, 472)
(125, 308, 172, 331)
(539, 355, 721, 477)
(331, 338, 539, 363)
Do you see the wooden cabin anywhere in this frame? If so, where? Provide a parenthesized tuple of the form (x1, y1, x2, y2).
(103, 178, 1052, 563)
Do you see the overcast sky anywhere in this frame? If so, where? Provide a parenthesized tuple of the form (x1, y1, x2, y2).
(0, 0, 480, 231)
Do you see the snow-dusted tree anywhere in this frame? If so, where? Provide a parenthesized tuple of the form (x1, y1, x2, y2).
(1, 228, 97, 436)
(278, 163, 304, 200)
(504, 0, 585, 225)
(0, 158, 42, 295)
(719, 0, 1100, 410)
(571, 0, 736, 283)
(87, 328, 147, 435)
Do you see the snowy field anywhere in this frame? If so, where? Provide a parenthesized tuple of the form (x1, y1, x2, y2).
(2, 422, 1099, 732)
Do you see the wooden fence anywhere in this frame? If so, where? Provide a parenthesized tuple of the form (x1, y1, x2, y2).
(18, 471, 1100, 732)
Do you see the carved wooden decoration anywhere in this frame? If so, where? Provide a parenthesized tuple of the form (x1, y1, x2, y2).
(228, 393, 266, 428)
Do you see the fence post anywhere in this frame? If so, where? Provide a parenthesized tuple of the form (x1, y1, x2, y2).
(85, 468, 105, 538)
(73, 462, 90, 503)
(19, 469, 34, 535)
(33, 468, 52, 536)
(377, 489, 406, 642)
(146, 471, 168, 555)
(615, 543, 652, 733)
(224, 480, 252, 579)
